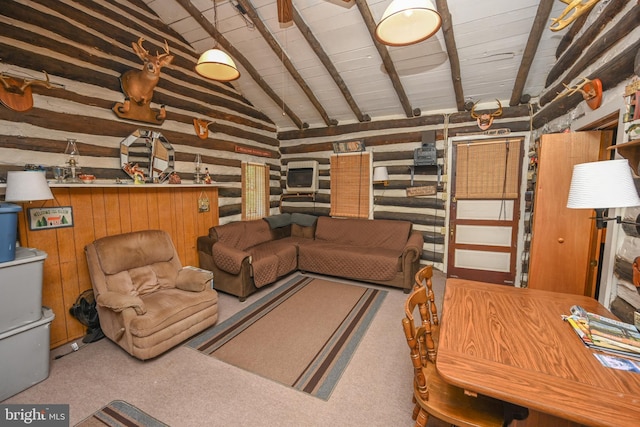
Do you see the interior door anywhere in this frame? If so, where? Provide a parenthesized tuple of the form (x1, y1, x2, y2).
(447, 137, 524, 285)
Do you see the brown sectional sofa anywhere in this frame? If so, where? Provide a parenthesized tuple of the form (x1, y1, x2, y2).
(197, 213, 423, 301)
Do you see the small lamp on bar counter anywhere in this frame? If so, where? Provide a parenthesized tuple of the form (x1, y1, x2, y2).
(567, 159, 640, 230)
(373, 166, 390, 186)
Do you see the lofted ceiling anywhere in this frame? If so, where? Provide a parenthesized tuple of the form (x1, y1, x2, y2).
(143, 0, 576, 132)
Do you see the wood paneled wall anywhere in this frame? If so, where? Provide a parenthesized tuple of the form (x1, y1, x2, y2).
(14, 185, 218, 348)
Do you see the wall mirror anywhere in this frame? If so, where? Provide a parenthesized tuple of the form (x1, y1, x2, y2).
(120, 129, 174, 183)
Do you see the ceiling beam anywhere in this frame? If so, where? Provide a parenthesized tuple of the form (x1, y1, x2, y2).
(237, 0, 335, 127)
(292, 6, 369, 123)
(174, 0, 305, 129)
(354, 0, 418, 118)
(510, 0, 554, 106)
(435, 0, 464, 111)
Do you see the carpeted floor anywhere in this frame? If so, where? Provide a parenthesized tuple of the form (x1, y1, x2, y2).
(2, 271, 449, 427)
(186, 275, 387, 400)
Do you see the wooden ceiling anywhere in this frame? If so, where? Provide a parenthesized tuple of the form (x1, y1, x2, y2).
(141, 0, 594, 132)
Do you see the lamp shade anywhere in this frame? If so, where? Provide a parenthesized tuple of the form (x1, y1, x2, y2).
(195, 48, 240, 82)
(567, 159, 640, 209)
(373, 166, 390, 183)
(375, 0, 442, 46)
(5, 171, 54, 202)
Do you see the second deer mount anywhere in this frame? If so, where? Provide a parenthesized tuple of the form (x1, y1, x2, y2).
(112, 38, 174, 125)
(0, 71, 53, 112)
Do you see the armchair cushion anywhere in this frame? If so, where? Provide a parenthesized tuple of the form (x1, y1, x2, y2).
(129, 266, 159, 296)
(105, 271, 138, 296)
(176, 268, 213, 292)
(96, 291, 146, 315)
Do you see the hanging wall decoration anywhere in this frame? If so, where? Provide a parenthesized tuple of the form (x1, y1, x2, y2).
(550, 0, 601, 32)
(193, 118, 214, 139)
(113, 38, 174, 125)
(470, 100, 503, 130)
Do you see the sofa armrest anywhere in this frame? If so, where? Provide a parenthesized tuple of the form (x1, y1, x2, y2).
(403, 231, 424, 263)
(176, 267, 214, 292)
(197, 235, 216, 257)
(96, 291, 146, 315)
(212, 242, 251, 275)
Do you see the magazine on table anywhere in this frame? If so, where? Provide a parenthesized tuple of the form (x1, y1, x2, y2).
(563, 305, 640, 361)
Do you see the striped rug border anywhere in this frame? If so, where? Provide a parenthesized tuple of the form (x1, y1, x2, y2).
(75, 400, 168, 427)
(184, 274, 387, 400)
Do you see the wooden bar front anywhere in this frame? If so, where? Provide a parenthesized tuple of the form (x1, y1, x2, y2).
(13, 185, 219, 349)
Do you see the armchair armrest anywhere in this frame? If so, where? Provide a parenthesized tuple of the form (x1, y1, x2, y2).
(212, 242, 251, 275)
(176, 267, 214, 292)
(96, 291, 146, 315)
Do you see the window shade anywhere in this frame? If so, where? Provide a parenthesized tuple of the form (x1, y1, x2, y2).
(455, 138, 522, 199)
(242, 162, 270, 220)
(330, 153, 370, 218)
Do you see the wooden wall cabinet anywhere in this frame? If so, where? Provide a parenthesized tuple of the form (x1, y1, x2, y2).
(14, 185, 219, 348)
(528, 131, 611, 296)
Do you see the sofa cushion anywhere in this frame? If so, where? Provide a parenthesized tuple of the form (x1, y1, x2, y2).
(315, 217, 411, 251)
(212, 219, 272, 251)
(291, 213, 318, 227)
(298, 241, 400, 281)
(291, 223, 315, 239)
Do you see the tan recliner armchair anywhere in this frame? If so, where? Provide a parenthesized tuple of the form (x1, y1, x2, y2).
(85, 230, 219, 360)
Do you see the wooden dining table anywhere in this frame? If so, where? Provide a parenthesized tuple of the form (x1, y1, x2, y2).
(437, 278, 640, 427)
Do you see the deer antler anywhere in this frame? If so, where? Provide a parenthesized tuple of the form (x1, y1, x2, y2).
(550, 0, 601, 32)
(553, 77, 595, 101)
(157, 40, 171, 60)
(491, 99, 503, 117)
(20, 70, 51, 92)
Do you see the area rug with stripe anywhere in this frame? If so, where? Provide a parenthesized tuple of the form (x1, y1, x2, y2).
(185, 274, 387, 400)
(75, 400, 168, 427)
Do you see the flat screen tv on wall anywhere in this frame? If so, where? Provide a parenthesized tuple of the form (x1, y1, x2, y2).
(286, 160, 319, 193)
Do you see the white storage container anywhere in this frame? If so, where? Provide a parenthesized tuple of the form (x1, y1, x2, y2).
(0, 247, 47, 333)
(0, 307, 54, 401)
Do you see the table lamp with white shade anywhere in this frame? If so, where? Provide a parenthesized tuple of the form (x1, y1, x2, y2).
(1, 171, 54, 262)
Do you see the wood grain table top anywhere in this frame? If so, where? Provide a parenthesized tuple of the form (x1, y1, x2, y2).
(437, 279, 640, 427)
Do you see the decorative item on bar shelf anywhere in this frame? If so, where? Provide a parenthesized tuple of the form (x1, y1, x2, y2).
(65, 138, 81, 183)
(78, 174, 95, 184)
(194, 153, 202, 184)
(168, 171, 181, 184)
(204, 168, 213, 184)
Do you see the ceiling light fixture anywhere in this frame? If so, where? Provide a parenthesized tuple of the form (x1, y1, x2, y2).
(375, 0, 442, 47)
(195, 0, 240, 82)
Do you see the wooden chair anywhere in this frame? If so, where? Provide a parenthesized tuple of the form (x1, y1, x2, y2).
(403, 281, 510, 427)
(414, 265, 438, 326)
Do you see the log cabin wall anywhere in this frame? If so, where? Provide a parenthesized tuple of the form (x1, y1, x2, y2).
(278, 106, 533, 271)
(0, 0, 276, 347)
(0, 0, 280, 222)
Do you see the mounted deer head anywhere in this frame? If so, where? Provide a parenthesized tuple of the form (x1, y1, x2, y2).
(120, 37, 174, 106)
(193, 118, 215, 139)
(0, 70, 52, 112)
(470, 100, 503, 130)
(552, 77, 602, 109)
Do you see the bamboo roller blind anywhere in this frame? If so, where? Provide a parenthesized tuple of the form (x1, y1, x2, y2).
(242, 162, 270, 220)
(330, 153, 370, 218)
(455, 138, 522, 199)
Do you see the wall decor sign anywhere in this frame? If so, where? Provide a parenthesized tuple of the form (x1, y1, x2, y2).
(28, 206, 74, 230)
(333, 140, 366, 153)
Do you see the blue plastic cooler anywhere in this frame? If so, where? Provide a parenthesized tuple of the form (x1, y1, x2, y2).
(0, 203, 22, 262)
